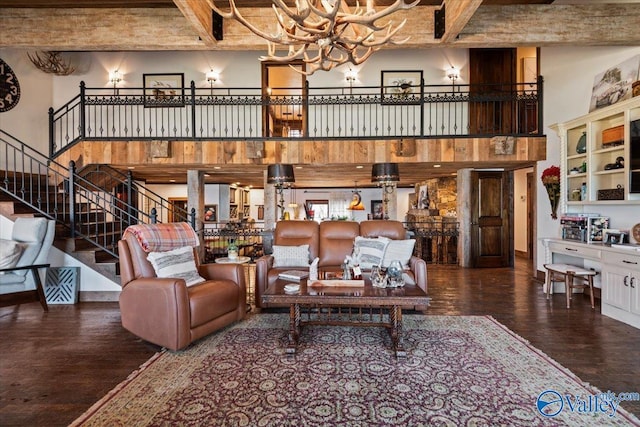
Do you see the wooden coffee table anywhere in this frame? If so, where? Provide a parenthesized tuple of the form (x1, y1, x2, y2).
(262, 278, 430, 357)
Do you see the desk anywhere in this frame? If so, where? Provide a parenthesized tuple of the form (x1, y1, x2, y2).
(215, 256, 253, 312)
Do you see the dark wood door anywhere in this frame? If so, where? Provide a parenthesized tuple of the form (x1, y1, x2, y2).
(469, 48, 516, 135)
(470, 171, 513, 268)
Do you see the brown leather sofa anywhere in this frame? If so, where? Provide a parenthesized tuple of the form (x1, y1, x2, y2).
(255, 220, 427, 308)
(118, 226, 246, 351)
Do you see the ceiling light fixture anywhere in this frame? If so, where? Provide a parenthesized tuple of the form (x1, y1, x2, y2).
(211, 0, 419, 75)
(347, 181, 365, 210)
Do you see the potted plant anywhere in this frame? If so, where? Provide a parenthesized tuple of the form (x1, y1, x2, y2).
(541, 165, 561, 220)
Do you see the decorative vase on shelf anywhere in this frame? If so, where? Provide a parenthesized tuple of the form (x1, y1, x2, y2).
(576, 131, 587, 154)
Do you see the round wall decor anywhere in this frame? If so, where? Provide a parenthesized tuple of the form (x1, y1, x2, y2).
(0, 58, 21, 113)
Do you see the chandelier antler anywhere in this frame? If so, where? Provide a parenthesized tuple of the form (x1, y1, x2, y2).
(210, 0, 419, 75)
(27, 51, 76, 76)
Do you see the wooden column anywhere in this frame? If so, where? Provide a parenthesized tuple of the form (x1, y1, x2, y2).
(187, 169, 205, 257)
(457, 168, 472, 267)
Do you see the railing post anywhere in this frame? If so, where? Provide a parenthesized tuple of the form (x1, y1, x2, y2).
(304, 80, 310, 138)
(537, 75, 544, 136)
(190, 80, 197, 139)
(420, 77, 425, 137)
(150, 207, 157, 224)
(79, 81, 86, 140)
(189, 207, 196, 229)
(68, 160, 76, 238)
(48, 107, 55, 157)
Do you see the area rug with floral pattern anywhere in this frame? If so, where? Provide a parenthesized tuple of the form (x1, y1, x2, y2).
(71, 314, 640, 426)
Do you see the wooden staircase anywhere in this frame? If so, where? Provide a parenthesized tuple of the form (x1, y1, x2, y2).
(0, 173, 121, 284)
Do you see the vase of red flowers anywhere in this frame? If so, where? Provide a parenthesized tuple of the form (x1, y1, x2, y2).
(541, 165, 561, 220)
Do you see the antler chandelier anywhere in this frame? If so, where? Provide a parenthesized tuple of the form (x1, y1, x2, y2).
(210, 0, 419, 75)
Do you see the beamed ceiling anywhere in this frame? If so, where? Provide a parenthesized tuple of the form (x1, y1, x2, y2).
(2, 0, 639, 188)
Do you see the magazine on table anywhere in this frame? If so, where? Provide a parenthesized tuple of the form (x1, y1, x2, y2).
(278, 270, 309, 281)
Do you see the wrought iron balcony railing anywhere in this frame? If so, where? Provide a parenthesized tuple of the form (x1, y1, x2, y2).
(50, 78, 542, 158)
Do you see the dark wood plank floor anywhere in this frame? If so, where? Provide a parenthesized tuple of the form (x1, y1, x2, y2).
(1, 257, 639, 426)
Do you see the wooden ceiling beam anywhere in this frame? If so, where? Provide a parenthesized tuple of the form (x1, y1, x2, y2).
(439, 0, 483, 43)
(172, 0, 217, 46)
(1, 4, 640, 50)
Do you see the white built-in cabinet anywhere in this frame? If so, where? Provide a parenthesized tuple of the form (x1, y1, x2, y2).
(601, 250, 640, 327)
(543, 238, 640, 329)
(551, 96, 640, 206)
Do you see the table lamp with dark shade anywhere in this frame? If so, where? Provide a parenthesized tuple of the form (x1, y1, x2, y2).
(267, 164, 295, 220)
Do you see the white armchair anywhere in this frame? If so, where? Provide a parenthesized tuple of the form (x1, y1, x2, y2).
(0, 217, 55, 311)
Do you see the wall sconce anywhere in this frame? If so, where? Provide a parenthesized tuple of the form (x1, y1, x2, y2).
(109, 69, 121, 93)
(371, 163, 399, 220)
(267, 164, 295, 220)
(447, 66, 460, 90)
(206, 70, 219, 93)
(345, 68, 357, 94)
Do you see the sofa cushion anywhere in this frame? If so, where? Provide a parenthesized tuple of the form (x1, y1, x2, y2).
(353, 236, 389, 269)
(0, 239, 24, 270)
(318, 221, 360, 267)
(147, 246, 206, 287)
(272, 244, 310, 268)
(381, 239, 416, 269)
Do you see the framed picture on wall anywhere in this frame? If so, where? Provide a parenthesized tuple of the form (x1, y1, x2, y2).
(381, 70, 423, 105)
(371, 200, 384, 219)
(204, 205, 218, 223)
(143, 73, 185, 107)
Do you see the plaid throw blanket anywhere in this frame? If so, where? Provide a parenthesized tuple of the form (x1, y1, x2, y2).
(123, 223, 199, 253)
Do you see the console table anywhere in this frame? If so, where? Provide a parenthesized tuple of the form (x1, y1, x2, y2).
(542, 238, 640, 329)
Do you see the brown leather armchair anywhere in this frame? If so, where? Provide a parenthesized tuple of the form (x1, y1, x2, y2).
(118, 223, 246, 351)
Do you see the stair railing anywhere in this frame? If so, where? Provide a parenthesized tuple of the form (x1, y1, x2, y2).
(1, 130, 195, 258)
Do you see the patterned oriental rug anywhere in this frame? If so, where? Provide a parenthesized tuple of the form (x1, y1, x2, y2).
(71, 314, 640, 426)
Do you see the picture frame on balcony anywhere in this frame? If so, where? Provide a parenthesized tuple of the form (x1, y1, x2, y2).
(143, 73, 185, 107)
(371, 200, 384, 219)
(381, 70, 423, 105)
(204, 204, 218, 223)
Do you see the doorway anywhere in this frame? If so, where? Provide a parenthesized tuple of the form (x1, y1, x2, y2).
(469, 48, 517, 135)
(470, 170, 514, 268)
(168, 197, 188, 223)
(262, 61, 307, 138)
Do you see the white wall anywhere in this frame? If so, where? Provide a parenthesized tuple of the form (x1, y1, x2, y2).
(514, 167, 533, 253)
(0, 49, 52, 154)
(538, 46, 640, 272)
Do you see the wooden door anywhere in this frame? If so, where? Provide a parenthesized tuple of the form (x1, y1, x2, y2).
(168, 197, 188, 223)
(470, 171, 513, 268)
(469, 48, 516, 135)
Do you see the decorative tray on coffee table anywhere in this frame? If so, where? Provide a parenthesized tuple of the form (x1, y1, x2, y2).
(309, 280, 365, 287)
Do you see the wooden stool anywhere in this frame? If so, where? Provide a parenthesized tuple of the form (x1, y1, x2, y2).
(544, 263, 597, 309)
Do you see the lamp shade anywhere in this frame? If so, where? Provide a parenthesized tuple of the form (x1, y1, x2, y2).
(371, 163, 399, 183)
(267, 164, 295, 185)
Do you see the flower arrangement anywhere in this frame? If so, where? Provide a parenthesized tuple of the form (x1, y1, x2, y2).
(541, 165, 561, 219)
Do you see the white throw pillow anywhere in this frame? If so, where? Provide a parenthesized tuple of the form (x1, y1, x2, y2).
(0, 239, 24, 270)
(272, 244, 310, 268)
(147, 246, 205, 287)
(381, 239, 416, 269)
(352, 236, 389, 269)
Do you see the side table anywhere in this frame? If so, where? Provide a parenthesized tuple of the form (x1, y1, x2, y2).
(215, 256, 253, 312)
